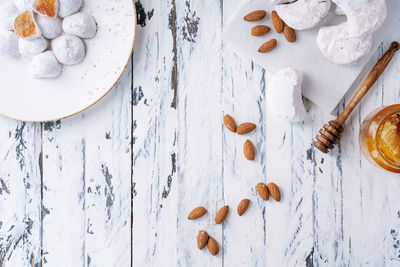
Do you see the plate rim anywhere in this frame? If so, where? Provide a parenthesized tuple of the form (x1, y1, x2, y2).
(0, 0, 137, 123)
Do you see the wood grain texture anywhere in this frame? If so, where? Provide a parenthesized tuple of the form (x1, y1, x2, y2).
(1, 2, 400, 267)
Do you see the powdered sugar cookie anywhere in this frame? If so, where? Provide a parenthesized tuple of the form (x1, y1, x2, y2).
(0, 30, 19, 56)
(317, 22, 372, 65)
(58, 0, 82, 18)
(18, 36, 48, 57)
(0, 2, 19, 31)
(333, 0, 386, 37)
(36, 15, 62, 39)
(31, 50, 63, 78)
(267, 67, 307, 123)
(14, 0, 32, 12)
(62, 12, 97, 39)
(275, 0, 331, 30)
(52, 34, 85, 65)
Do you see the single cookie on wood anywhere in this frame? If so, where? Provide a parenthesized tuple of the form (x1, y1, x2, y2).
(317, 22, 372, 65)
(267, 67, 307, 123)
(52, 34, 85, 65)
(31, 50, 63, 78)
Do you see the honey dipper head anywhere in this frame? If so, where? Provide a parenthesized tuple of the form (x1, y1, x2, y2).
(314, 120, 344, 153)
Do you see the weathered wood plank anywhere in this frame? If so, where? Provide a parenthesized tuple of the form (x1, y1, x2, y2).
(175, 1, 223, 265)
(222, 2, 268, 263)
(132, 0, 178, 266)
(41, 63, 132, 266)
(0, 120, 41, 267)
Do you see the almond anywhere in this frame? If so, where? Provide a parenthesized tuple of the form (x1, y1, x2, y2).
(267, 182, 281, 202)
(244, 10, 267, 22)
(251, 25, 271, 36)
(271, 11, 284, 33)
(256, 182, 269, 201)
(197, 230, 209, 249)
(188, 206, 207, 220)
(215, 205, 229, 224)
(237, 198, 250, 216)
(243, 139, 255, 160)
(284, 25, 296, 43)
(258, 39, 277, 53)
(237, 122, 256, 135)
(207, 237, 219, 256)
(223, 114, 237, 133)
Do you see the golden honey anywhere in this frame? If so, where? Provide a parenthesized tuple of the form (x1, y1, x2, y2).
(360, 105, 400, 173)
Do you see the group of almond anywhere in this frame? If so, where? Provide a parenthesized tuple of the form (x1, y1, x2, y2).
(223, 114, 257, 160)
(188, 181, 281, 256)
(244, 9, 296, 53)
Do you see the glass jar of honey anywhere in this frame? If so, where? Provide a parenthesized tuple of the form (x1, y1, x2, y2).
(359, 104, 400, 173)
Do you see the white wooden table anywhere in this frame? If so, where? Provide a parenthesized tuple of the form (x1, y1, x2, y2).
(1, 1, 400, 266)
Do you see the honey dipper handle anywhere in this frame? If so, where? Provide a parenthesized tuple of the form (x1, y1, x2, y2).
(336, 41, 400, 125)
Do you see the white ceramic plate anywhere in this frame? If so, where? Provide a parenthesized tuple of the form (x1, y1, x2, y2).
(0, 0, 136, 122)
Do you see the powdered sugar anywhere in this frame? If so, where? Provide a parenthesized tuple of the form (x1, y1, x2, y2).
(267, 68, 308, 123)
(0, 30, 19, 57)
(58, 0, 82, 18)
(52, 34, 85, 65)
(275, 0, 331, 30)
(317, 22, 372, 65)
(31, 50, 63, 78)
(18, 35, 48, 57)
(0, 2, 19, 31)
(62, 12, 97, 39)
(36, 15, 63, 39)
(333, 0, 386, 37)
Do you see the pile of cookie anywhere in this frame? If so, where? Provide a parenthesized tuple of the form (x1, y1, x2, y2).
(271, 0, 387, 65)
(0, 0, 97, 79)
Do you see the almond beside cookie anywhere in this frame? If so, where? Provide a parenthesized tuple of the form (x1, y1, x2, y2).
(258, 39, 277, 53)
(251, 25, 271, 36)
(244, 10, 267, 22)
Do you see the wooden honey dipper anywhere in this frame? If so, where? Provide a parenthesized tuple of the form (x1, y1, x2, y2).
(314, 41, 400, 153)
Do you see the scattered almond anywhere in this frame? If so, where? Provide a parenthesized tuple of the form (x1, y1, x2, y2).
(188, 206, 207, 220)
(207, 237, 219, 256)
(197, 230, 209, 249)
(243, 10, 267, 22)
(284, 25, 296, 43)
(271, 11, 284, 33)
(223, 114, 237, 133)
(237, 199, 250, 216)
(256, 182, 269, 201)
(258, 39, 277, 53)
(251, 25, 271, 36)
(215, 205, 229, 224)
(267, 182, 281, 201)
(243, 139, 255, 160)
(237, 122, 256, 135)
